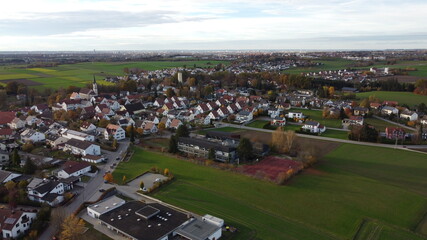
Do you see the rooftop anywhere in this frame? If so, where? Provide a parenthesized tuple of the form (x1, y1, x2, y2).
(175, 218, 220, 240)
(88, 195, 126, 215)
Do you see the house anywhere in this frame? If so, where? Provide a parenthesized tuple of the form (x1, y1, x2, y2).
(124, 102, 145, 115)
(385, 127, 405, 140)
(25, 116, 38, 126)
(175, 217, 223, 240)
(20, 129, 45, 143)
(8, 117, 25, 129)
(421, 116, 427, 125)
(30, 104, 49, 114)
(63, 139, 101, 156)
(0, 209, 37, 239)
(268, 107, 282, 118)
(271, 117, 286, 126)
(178, 137, 238, 163)
(0, 152, 10, 166)
(81, 155, 105, 164)
(61, 129, 95, 142)
(196, 103, 210, 114)
(383, 101, 398, 107)
(400, 110, 418, 121)
(27, 178, 65, 206)
(370, 102, 381, 110)
(342, 116, 364, 128)
(0, 129, 14, 139)
(143, 122, 158, 134)
(302, 121, 326, 134)
(0, 112, 15, 127)
(104, 124, 126, 140)
(57, 161, 91, 179)
(353, 107, 369, 116)
(169, 119, 183, 130)
(286, 112, 305, 119)
(217, 107, 229, 118)
(381, 106, 399, 116)
(80, 121, 97, 133)
(0, 170, 21, 183)
(235, 110, 253, 123)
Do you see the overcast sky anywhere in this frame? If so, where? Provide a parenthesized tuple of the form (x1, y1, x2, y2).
(1, 0, 426, 51)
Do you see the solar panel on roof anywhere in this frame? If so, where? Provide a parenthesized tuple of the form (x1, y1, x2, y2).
(5, 218, 16, 224)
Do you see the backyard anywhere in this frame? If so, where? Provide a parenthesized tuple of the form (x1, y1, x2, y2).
(112, 145, 427, 240)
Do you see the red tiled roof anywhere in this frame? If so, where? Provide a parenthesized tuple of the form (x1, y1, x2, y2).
(0, 112, 16, 125)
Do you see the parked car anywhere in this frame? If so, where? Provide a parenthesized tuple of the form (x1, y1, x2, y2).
(99, 189, 105, 192)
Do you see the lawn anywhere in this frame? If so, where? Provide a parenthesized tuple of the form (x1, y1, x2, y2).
(290, 108, 344, 128)
(0, 60, 229, 89)
(322, 129, 349, 139)
(113, 145, 427, 240)
(364, 117, 414, 132)
(246, 120, 269, 128)
(356, 91, 427, 107)
(197, 126, 242, 135)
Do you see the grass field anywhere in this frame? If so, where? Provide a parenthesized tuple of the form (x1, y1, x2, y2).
(322, 129, 349, 139)
(197, 126, 242, 135)
(356, 91, 426, 107)
(0, 60, 229, 89)
(364, 117, 414, 132)
(246, 120, 269, 128)
(113, 145, 427, 240)
(291, 108, 344, 128)
(283, 59, 427, 77)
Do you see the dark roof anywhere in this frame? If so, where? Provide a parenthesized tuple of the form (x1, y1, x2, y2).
(205, 131, 240, 140)
(41, 193, 60, 202)
(178, 137, 236, 152)
(65, 138, 93, 150)
(99, 201, 189, 240)
(34, 180, 61, 194)
(61, 161, 91, 175)
(175, 218, 219, 240)
(125, 102, 144, 115)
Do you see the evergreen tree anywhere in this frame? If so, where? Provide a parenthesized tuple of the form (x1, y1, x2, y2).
(208, 148, 215, 160)
(175, 124, 190, 138)
(11, 149, 20, 167)
(23, 158, 36, 174)
(130, 124, 135, 143)
(237, 138, 254, 162)
(168, 136, 178, 153)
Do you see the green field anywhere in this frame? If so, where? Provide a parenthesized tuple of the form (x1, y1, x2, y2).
(197, 126, 242, 135)
(113, 145, 427, 240)
(356, 91, 427, 107)
(322, 129, 349, 139)
(246, 120, 269, 128)
(290, 108, 344, 128)
(364, 117, 414, 132)
(0, 60, 229, 89)
(283, 59, 427, 77)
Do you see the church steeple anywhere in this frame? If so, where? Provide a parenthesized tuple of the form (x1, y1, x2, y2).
(92, 75, 98, 96)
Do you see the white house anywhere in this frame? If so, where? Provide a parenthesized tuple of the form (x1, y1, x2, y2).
(63, 139, 101, 156)
(20, 129, 45, 143)
(25, 116, 38, 126)
(143, 122, 158, 135)
(0, 209, 37, 239)
(400, 110, 418, 121)
(87, 195, 126, 219)
(302, 120, 326, 134)
(61, 129, 95, 142)
(271, 117, 286, 126)
(27, 178, 65, 206)
(235, 110, 253, 123)
(0, 170, 21, 183)
(80, 121, 97, 133)
(0, 152, 10, 166)
(8, 117, 25, 130)
(104, 124, 126, 140)
(57, 161, 91, 179)
(286, 112, 305, 119)
(381, 106, 399, 116)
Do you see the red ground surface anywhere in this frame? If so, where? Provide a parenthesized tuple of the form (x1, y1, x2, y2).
(240, 156, 303, 181)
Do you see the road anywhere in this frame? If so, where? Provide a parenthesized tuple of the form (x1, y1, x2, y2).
(217, 122, 427, 152)
(39, 140, 130, 240)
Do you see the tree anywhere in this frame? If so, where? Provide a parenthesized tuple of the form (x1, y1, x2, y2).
(11, 148, 20, 166)
(284, 130, 297, 153)
(22, 141, 35, 153)
(60, 215, 86, 240)
(272, 128, 296, 153)
(104, 173, 114, 183)
(112, 139, 118, 150)
(208, 148, 215, 160)
(158, 122, 166, 134)
(140, 181, 144, 189)
(175, 124, 189, 138)
(164, 168, 169, 176)
(5, 81, 19, 94)
(166, 88, 175, 98)
(98, 119, 110, 128)
(237, 138, 253, 162)
(168, 136, 178, 153)
(23, 158, 36, 174)
(130, 124, 135, 143)
(122, 175, 127, 184)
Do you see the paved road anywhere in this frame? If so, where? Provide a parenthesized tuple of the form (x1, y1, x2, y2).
(217, 122, 427, 152)
(39, 140, 130, 240)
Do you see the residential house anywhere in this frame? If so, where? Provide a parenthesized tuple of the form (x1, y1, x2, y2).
(27, 178, 65, 206)
(0, 152, 10, 166)
(57, 161, 91, 179)
(143, 122, 158, 135)
(381, 106, 399, 116)
(61, 129, 95, 142)
(169, 119, 183, 130)
(268, 107, 282, 118)
(124, 102, 145, 116)
(20, 129, 45, 143)
(63, 139, 101, 156)
(342, 116, 364, 128)
(104, 124, 126, 140)
(421, 116, 427, 125)
(8, 117, 25, 130)
(353, 107, 369, 116)
(0, 112, 15, 127)
(177, 137, 238, 163)
(385, 127, 406, 140)
(370, 102, 381, 110)
(196, 103, 210, 114)
(30, 104, 49, 114)
(0, 170, 21, 183)
(400, 110, 418, 121)
(217, 107, 230, 118)
(286, 112, 305, 119)
(271, 117, 286, 126)
(0, 129, 13, 139)
(80, 121, 97, 133)
(383, 101, 398, 107)
(235, 110, 253, 123)
(81, 155, 105, 164)
(302, 121, 326, 134)
(0, 209, 37, 239)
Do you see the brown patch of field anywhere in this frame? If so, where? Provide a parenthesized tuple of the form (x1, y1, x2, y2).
(377, 75, 424, 83)
(0, 79, 42, 86)
(238, 156, 303, 181)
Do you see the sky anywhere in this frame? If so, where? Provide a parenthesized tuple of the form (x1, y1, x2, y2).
(0, 0, 426, 51)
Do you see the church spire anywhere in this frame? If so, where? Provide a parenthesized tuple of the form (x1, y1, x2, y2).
(92, 75, 98, 96)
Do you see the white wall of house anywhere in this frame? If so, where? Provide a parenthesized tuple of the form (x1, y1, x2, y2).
(1, 212, 37, 239)
(58, 166, 91, 179)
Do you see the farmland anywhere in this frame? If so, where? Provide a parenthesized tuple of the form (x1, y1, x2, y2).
(356, 91, 427, 107)
(113, 145, 427, 240)
(0, 60, 229, 89)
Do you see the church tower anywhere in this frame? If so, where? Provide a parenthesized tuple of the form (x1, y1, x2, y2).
(92, 75, 98, 96)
